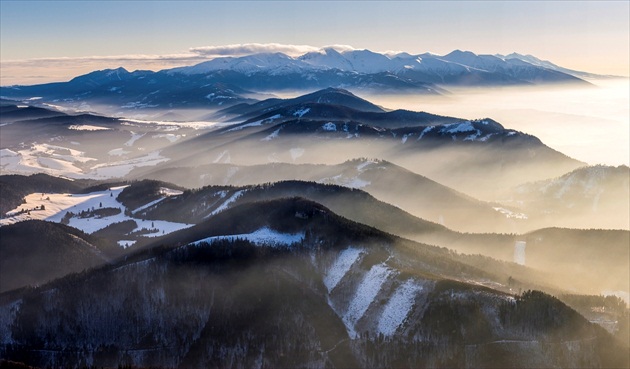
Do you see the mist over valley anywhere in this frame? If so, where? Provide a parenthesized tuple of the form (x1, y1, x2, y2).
(0, 45, 628, 368)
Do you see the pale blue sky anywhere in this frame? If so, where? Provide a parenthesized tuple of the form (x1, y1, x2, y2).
(1, 1, 628, 84)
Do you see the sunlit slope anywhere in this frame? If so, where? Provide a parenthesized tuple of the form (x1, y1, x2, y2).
(0, 198, 625, 368)
(505, 165, 630, 230)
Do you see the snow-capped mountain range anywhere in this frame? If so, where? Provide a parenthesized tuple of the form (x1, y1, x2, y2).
(0, 49, 595, 114)
(168, 48, 590, 82)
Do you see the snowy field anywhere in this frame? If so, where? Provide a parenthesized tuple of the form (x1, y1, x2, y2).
(0, 186, 193, 244)
(192, 227, 305, 247)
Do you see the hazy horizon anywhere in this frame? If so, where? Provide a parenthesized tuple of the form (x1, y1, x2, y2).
(1, 1, 628, 85)
(361, 79, 630, 167)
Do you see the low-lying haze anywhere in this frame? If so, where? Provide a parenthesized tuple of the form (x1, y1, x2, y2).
(362, 79, 629, 166)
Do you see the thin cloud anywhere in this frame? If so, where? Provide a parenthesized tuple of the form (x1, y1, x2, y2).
(1, 53, 204, 65)
(321, 44, 357, 53)
(1, 43, 361, 85)
(189, 43, 357, 57)
(190, 43, 319, 57)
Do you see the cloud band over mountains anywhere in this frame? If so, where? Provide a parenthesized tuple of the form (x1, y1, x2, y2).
(1, 43, 358, 85)
(190, 43, 355, 57)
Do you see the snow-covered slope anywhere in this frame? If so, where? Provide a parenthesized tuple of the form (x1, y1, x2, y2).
(0, 186, 193, 246)
(170, 52, 314, 76)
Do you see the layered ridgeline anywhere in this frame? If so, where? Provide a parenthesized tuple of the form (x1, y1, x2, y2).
(1, 55, 628, 368)
(132, 87, 585, 200)
(0, 49, 591, 115)
(1, 176, 628, 312)
(0, 88, 585, 201)
(1, 197, 627, 368)
(3, 89, 624, 231)
(503, 165, 630, 230)
(0, 89, 628, 233)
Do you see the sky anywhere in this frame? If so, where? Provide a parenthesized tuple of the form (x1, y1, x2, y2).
(1, 1, 629, 85)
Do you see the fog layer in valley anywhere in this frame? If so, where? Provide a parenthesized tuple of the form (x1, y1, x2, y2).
(360, 79, 630, 167)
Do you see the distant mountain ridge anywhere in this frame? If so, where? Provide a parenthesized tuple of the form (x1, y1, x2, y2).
(168, 48, 592, 84)
(0, 49, 593, 114)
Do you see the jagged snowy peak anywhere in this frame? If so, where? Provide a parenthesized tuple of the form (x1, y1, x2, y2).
(500, 52, 573, 72)
(498, 52, 605, 78)
(408, 56, 477, 74)
(170, 52, 314, 75)
(339, 49, 399, 73)
(166, 48, 587, 81)
(440, 50, 513, 72)
(298, 47, 355, 71)
(164, 48, 507, 77)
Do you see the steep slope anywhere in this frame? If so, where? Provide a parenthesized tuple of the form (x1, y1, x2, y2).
(505, 165, 630, 230)
(170, 126, 578, 201)
(0, 198, 626, 368)
(133, 159, 515, 233)
(3, 176, 626, 299)
(121, 179, 448, 239)
(498, 52, 613, 79)
(0, 220, 120, 292)
(1, 88, 584, 199)
(130, 158, 548, 234)
(216, 100, 461, 130)
(214, 87, 385, 121)
(146, 86, 584, 200)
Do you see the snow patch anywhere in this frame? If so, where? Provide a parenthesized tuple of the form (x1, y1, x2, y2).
(378, 280, 421, 336)
(118, 240, 136, 249)
(357, 159, 378, 172)
(192, 227, 305, 248)
(441, 122, 476, 134)
(493, 207, 528, 220)
(121, 118, 220, 130)
(124, 132, 145, 147)
(152, 133, 182, 143)
(324, 247, 363, 292)
(418, 125, 434, 140)
(108, 148, 130, 156)
(293, 107, 311, 118)
(322, 122, 337, 131)
(262, 128, 281, 141)
(227, 114, 282, 132)
(213, 150, 231, 164)
(207, 190, 245, 217)
(68, 125, 110, 131)
(289, 148, 305, 161)
(90, 151, 168, 178)
(514, 241, 526, 265)
(343, 263, 393, 338)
